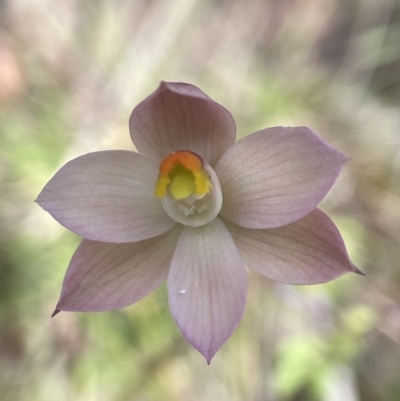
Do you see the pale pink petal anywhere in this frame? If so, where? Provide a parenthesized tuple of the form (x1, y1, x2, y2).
(129, 82, 236, 166)
(54, 225, 182, 313)
(215, 126, 349, 229)
(36, 150, 176, 243)
(224, 209, 359, 285)
(168, 218, 247, 363)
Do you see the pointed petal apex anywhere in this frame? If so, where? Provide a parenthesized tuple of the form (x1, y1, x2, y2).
(353, 266, 365, 276)
(51, 309, 60, 318)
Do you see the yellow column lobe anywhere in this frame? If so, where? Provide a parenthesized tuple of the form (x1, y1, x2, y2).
(155, 151, 212, 200)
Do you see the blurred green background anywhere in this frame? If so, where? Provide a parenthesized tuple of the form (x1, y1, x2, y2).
(1, 0, 399, 400)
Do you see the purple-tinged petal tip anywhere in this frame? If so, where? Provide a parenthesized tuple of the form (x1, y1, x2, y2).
(51, 309, 60, 318)
(353, 267, 365, 276)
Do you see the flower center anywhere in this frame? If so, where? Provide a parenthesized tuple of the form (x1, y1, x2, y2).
(155, 151, 222, 227)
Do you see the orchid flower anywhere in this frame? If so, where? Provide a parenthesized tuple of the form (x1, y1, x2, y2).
(37, 82, 360, 363)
